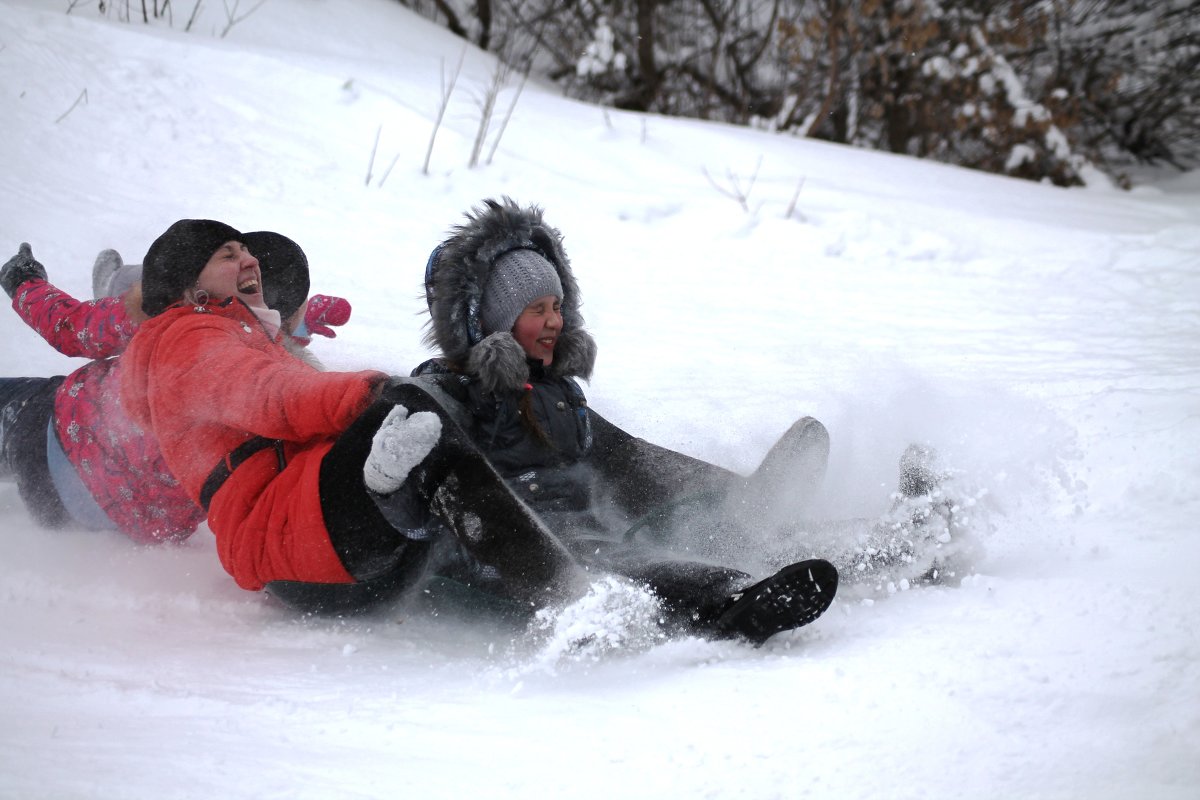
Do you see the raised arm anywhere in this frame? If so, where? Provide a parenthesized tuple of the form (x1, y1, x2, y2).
(3, 243, 138, 359)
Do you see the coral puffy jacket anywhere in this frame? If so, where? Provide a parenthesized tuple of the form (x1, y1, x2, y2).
(120, 298, 387, 589)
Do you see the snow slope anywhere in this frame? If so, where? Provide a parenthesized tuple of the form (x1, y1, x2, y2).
(1, 1, 1198, 797)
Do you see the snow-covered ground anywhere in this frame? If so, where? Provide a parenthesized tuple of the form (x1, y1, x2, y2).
(2, 1, 1198, 797)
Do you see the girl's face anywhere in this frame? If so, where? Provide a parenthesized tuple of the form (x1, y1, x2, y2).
(196, 241, 265, 309)
(511, 294, 563, 366)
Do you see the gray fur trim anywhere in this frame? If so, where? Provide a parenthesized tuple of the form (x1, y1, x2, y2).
(549, 328, 597, 382)
(424, 197, 596, 385)
(465, 332, 530, 394)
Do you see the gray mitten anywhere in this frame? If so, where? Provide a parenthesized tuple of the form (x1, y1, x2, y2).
(1, 243, 48, 298)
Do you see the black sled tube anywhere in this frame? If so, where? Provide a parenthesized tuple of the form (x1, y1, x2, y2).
(380, 378, 588, 607)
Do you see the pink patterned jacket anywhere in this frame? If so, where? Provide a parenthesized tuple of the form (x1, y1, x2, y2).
(11, 280, 205, 543)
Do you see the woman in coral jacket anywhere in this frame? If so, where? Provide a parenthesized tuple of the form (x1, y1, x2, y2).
(116, 219, 577, 608)
(0, 233, 347, 543)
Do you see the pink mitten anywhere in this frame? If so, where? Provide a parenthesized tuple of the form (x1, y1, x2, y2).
(304, 294, 352, 338)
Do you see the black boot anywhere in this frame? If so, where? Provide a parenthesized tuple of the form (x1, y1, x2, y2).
(712, 558, 839, 645)
(823, 445, 955, 589)
(608, 553, 838, 645)
(727, 416, 830, 527)
(752, 416, 830, 495)
(0, 377, 72, 527)
(897, 443, 941, 498)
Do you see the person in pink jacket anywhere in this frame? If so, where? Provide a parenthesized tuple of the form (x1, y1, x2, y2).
(0, 233, 349, 543)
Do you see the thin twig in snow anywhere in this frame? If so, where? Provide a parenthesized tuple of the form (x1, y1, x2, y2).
(784, 176, 806, 220)
(469, 63, 507, 169)
(702, 155, 763, 213)
(365, 123, 381, 186)
(424, 45, 466, 176)
(377, 153, 401, 189)
(55, 89, 88, 124)
(485, 68, 528, 166)
(220, 0, 267, 37)
(185, 0, 203, 32)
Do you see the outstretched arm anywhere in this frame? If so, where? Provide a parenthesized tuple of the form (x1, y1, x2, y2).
(286, 293, 352, 346)
(3, 244, 138, 359)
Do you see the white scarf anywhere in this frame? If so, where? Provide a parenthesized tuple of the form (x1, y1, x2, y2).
(249, 305, 283, 339)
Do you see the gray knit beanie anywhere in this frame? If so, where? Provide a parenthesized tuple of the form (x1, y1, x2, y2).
(480, 248, 563, 335)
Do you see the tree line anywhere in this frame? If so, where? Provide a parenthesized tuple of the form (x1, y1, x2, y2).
(399, 0, 1198, 186)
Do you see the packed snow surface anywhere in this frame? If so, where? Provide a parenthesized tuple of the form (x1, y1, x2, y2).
(1, 1, 1198, 798)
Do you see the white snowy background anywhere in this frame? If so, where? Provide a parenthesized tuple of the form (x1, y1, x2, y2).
(1, 1, 1198, 798)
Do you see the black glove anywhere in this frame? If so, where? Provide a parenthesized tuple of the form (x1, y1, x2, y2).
(1, 243, 48, 298)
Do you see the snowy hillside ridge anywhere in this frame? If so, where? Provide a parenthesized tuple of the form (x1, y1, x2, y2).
(2, 1, 1200, 798)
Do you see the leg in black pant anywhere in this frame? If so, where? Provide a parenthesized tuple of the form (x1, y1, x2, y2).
(0, 376, 71, 528)
(318, 397, 426, 581)
(263, 399, 434, 616)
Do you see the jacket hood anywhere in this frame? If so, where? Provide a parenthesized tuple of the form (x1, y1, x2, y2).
(423, 197, 596, 392)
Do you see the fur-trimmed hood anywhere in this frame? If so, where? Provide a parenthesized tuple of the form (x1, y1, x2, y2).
(423, 197, 597, 393)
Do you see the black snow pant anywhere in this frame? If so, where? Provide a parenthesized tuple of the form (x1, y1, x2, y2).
(268, 380, 817, 626)
(0, 376, 70, 528)
(264, 397, 436, 616)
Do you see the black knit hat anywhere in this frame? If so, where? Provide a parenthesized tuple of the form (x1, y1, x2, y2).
(141, 219, 243, 317)
(242, 231, 310, 322)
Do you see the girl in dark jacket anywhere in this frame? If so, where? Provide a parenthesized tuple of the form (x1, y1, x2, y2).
(378, 198, 841, 644)
(404, 199, 962, 614)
